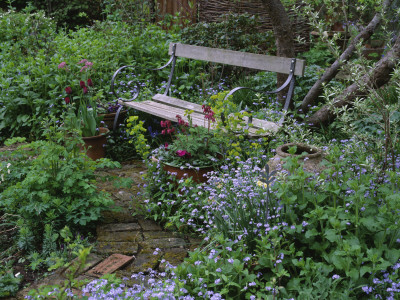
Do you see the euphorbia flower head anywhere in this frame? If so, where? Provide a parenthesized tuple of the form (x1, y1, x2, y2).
(65, 86, 72, 94)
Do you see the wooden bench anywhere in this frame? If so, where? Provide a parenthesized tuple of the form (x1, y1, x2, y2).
(111, 43, 305, 136)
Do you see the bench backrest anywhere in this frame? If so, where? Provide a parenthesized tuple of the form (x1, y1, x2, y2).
(168, 43, 305, 76)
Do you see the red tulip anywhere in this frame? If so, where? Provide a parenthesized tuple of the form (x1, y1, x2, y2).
(82, 86, 88, 94)
(87, 78, 93, 87)
(65, 86, 72, 94)
(80, 80, 86, 88)
(64, 97, 70, 104)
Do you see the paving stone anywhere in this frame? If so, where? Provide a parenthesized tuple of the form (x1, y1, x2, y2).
(61, 253, 104, 277)
(123, 252, 162, 273)
(97, 222, 141, 233)
(139, 238, 186, 250)
(86, 254, 134, 278)
(16, 273, 66, 300)
(101, 210, 138, 224)
(142, 230, 182, 239)
(159, 248, 188, 271)
(137, 218, 162, 231)
(96, 242, 139, 255)
(115, 190, 134, 202)
(97, 231, 143, 242)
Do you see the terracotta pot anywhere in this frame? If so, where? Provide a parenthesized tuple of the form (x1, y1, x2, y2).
(82, 127, 109, 160)
(98, 110, 127, 130)
(268, 143, 325, 174)
(152, 157, 216, 183)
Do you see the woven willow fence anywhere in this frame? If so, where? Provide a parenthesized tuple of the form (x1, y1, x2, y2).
(198, 0, 311, 53)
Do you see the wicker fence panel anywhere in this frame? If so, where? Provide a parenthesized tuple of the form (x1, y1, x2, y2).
(198, 0, 310, 53)
(157, 0, 197, 24)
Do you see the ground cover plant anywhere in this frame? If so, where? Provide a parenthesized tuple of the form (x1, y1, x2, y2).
(1, 2, 400, 299)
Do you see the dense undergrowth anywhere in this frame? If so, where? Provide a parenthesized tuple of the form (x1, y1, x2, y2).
(1, 2, 400, 299)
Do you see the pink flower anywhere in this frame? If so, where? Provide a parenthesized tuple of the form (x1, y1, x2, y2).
(161, 129, 166, 135)
(80, 80, 86, 88)
(58, 62, 67, 69)
(65, 86, 72, 94)
(160, 120, 166, 128)
(164, 143, 169, 151)
(64, 97, 70, 104)
(176, 150, 191, 158)
(78, 59, 88, 64)
(87, 78, 93, 87)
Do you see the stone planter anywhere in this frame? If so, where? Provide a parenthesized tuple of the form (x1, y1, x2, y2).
(268, 143, 325, 174)
(82, 127, 109, 160)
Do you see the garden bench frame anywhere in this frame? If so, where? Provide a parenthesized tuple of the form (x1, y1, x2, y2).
(111, 43, 305, 136)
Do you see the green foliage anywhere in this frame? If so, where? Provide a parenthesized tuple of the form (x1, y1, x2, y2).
(174, 236, 259, 299)
(0, 132, 119, 252)
(181, 13, 276, 54)
(126, 115, 151, 159)
(155, 110, 224, 168)
(0, 10, 176, 142)
(0, 266, 22, 297)
(2, 0, 103, 29)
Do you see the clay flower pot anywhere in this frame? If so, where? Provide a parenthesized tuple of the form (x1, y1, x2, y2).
(82, 127, 109, 160)
(98, 110, 127, 130)
(268, 143, 325, 174)
(151, 157, 216, 183)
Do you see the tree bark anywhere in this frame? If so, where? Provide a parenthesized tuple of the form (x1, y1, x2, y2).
(306, 33, 400, 127)
(260, 0, 295, 106)
(300, 0, 393, 114)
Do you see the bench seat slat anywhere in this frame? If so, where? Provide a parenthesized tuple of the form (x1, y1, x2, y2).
(169, 43, 305, 76)
(119, 100, 207, 127)
(119, 99, 279, 136)
(152, 94, 203, 113)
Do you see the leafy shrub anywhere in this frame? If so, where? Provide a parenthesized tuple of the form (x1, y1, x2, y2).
(0, 266, 21, 298)
(181, 13, 275, 54)
(0, 11, 177, 142)
(0, 132, 119, 252)
(1, 0, 103, 29)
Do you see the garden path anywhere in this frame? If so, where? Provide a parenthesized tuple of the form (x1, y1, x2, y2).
(14, 160, 202, 299)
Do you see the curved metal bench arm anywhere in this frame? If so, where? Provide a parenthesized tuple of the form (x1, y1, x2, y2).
(111, 44, 177, 102)
(222, 58, 296, 128)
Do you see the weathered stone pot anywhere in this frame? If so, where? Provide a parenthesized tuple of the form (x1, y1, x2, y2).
(82, 127, 109, 160)
(268, 143, 325, 174)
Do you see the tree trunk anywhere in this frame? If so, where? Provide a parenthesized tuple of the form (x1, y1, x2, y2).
(306, 33, 400, 127)
(260, 0, 295, 106)
(300, 0, 393, 114)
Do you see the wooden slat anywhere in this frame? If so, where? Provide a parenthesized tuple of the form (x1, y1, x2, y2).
(241, 116, 279, 133)
(120, 99, 279, 136)
(119, 100, 207, 126)
(152, 94, 204, 113)
(169, 43, 305, 76)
